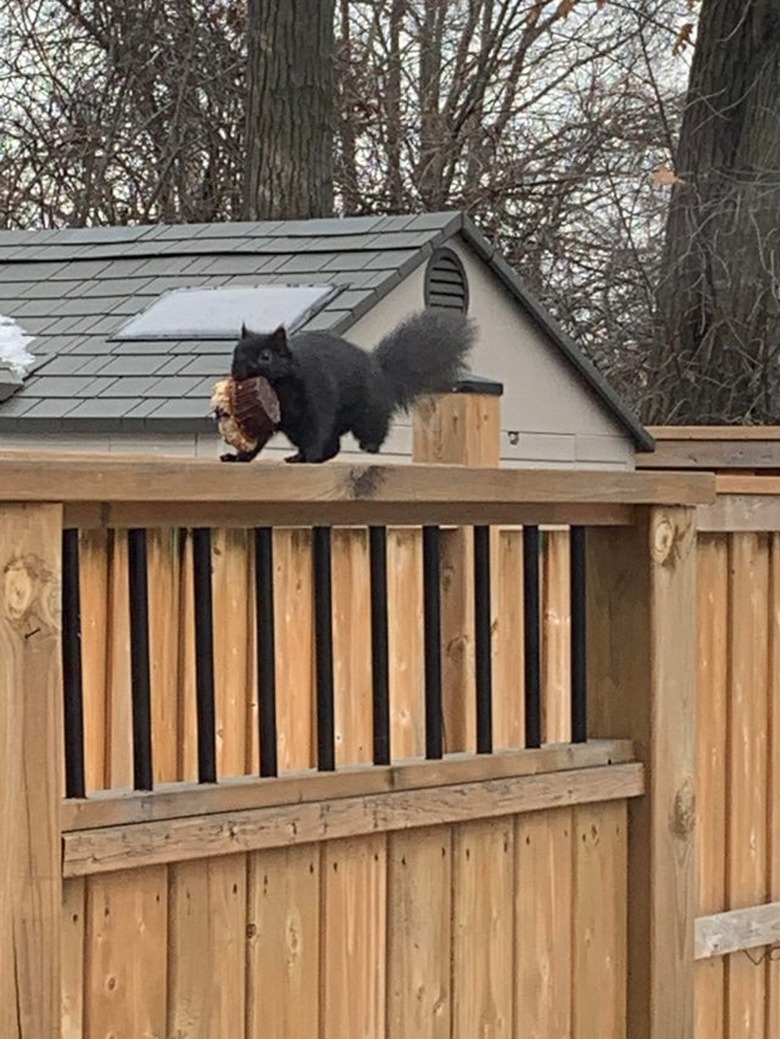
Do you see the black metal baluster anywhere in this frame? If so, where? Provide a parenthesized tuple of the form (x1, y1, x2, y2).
(255, 527, 278, 777)
(570, 526, 588, 743)
(313, 526, 335, 771)
(474, 525, 493, 754)
(128, 528, 153, 791)
(62, 528, 86, 799)
(369, 526, 391, 766)
(423, 525, 443, 759)
(523, 525, 542, 749)
(192, 528, 217, 784)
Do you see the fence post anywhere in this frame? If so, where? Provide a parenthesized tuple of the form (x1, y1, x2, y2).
(0, 504, 64, 1038)
(412, 378, 503, 753)
(587, 505, 696, 1038)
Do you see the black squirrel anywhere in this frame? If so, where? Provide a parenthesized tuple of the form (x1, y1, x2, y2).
(222, 308, 476, 463)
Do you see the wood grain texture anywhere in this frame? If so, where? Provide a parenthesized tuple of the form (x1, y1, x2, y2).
(106, 530, 133, 789)
(0, 503, 63, 1039)
(387, 527, 425, 760)
(727, 533, 769, 1039)
(63, 763, 644, 877)
(694, 535, 728, 1038)
(274, 528, 315, 772)
(61, 878, 85, 1039)
(146, 528, 182, 784)
(331, 528, 373, 766)
(167, 855, 247, 1037)
(0, 453, 716, 507)
(494, 529, 525, 750)
(542, 529, 571, 744)
(78, 529, 110, 791)
(62, 739, 636, 831)
(413, 391, 501, 756)
(587, 507, 697, 1039)
(572, 801, 627, 1039)
(514, 808, 573, 1039)
(321, 834, 387, 1039)
(246, 844, 320, 1039)
(387, 827, 452, 1039)
(452, 818, 514, 1036)
(210, 528, 254, 778)
(84, 865, 168, 1038)
(695, 901, 780, 959)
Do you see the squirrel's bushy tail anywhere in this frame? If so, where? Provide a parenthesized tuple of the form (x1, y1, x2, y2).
(372, 309, 476, 412)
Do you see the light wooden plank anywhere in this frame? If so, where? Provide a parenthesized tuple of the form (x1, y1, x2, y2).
(246, 844, 320, 1039)
(695, 902, 780, 959)
(65, 499, 636, 530)
(572, 800, 627, 1039)
(452, 817, 514, 1036)
(412, 391, 501, 756)
(146, 529, 181, 784)
(61, 877, 85, 1039)
(387, 826, 452, 1039)
(106, 530, 133, 789)
(647, 425, 780, 441)
(0, 503, 63, 1039)
(321, 834, 387, 1039)
(388, 527, 425, 759)
(717, 476, 780, 496)
(494, 529, 524, 749)
(0, 453, 716, 506)
(587, 507, 697, 1037)
(768, 533, 780, 1039)
(84, 866, 168, 1038)
(274, 528, 315, 772)
(62, 738, 637, 831)
(167, 855, 246, 1037)
(694, 535, 728, 1038)
(514, 808, 573, 1039)
(177, 530, 198, 782)
(78, 529, 110, 791)
(63, 763, 644, 877)
(332, 528, 373, 766)
(727, 533, 769, 1039)
(542, 529, 571, 743)
(698, 495, 780, 533)
(211, 528, 254, 778)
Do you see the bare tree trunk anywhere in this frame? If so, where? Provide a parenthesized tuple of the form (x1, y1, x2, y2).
(243, 0, 335, 220)
(650, 0, 780, 423)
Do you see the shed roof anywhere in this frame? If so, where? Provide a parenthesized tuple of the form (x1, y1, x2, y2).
(0, 212, 652, 450)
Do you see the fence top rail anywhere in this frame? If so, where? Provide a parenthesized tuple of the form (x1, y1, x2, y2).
(0, 451, 714, 511)
(639, 425, 780, 471)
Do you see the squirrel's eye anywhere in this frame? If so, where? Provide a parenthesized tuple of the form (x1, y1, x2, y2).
(259, 349, 271, 362)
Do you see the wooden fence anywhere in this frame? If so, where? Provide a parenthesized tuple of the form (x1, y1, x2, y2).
(640, 428, 780, 1038)
(0, 405, 713, 1038)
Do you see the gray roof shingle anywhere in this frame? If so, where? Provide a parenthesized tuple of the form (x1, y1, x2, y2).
(0, 212, 652, 448)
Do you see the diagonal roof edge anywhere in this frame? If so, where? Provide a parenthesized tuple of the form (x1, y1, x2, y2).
(456, 215, 654, 453)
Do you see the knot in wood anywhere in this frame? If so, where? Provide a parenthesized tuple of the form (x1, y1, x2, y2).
(2, 554, 60, 634)
(671, 779, 695, 839)
(652, 517, 676, 565)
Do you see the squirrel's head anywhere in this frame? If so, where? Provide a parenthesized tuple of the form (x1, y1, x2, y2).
(231, 324, 293, 382)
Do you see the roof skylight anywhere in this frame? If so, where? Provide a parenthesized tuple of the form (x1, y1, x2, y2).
(113, 284, 340, 341)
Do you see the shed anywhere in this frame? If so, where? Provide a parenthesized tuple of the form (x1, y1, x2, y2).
(0, 212, 652, 468)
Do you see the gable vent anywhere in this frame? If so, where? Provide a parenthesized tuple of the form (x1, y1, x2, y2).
(424, 248, 469, 313)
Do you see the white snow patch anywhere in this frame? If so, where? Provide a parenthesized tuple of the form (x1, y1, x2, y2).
(0, 314, 36, 378)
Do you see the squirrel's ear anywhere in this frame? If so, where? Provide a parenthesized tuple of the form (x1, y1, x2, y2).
(271, 325, 287, 341)
(240, 322, 248, 339)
